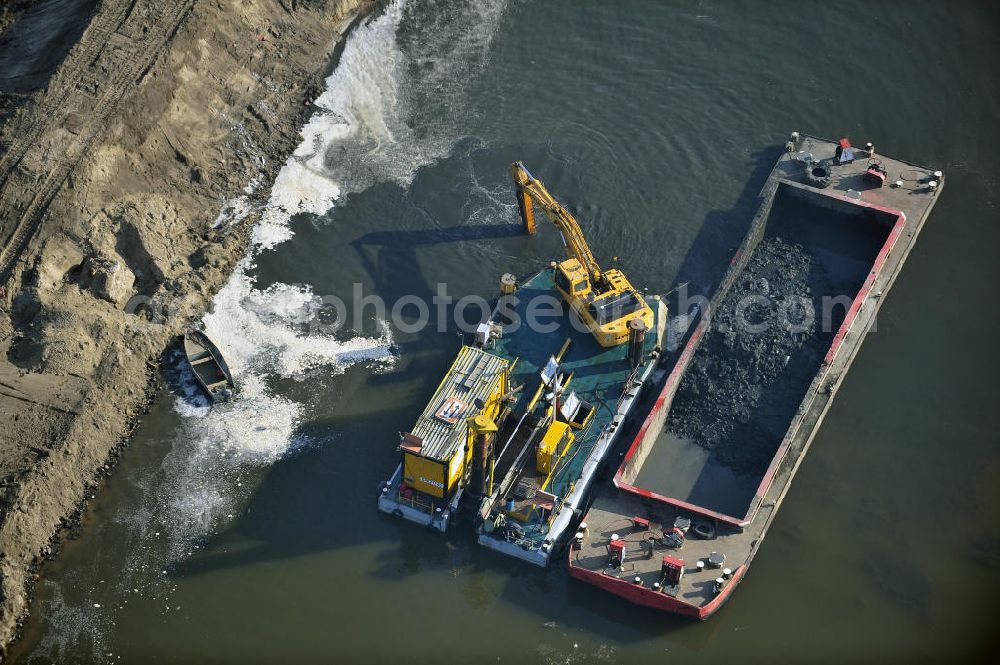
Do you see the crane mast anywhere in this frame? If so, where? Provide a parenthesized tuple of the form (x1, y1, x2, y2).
(511, 162, 604, 286)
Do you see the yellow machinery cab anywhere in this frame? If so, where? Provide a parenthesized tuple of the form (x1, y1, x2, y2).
(552, 259, 592, 301)
(400, 346, 511, 501)
(506, 418, 576, 524)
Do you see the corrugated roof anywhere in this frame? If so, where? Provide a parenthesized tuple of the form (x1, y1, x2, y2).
(409, 346, 509, 462)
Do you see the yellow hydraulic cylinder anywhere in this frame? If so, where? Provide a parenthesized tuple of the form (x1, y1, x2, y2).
(469, 415, 499, 497)
(537, 421, 573, 475)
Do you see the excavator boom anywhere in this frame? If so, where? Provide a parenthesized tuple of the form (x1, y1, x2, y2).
(511, 162, 603, 284)
(510, 161, 655, 348)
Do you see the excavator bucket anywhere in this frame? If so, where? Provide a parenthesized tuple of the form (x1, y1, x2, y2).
(511, 162, 537, 234)
(516, 189, 536, 234)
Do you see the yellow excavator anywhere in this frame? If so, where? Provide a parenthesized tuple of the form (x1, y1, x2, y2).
(511, 161, 654, 347)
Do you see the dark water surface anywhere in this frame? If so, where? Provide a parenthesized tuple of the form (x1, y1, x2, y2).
(0, 0, 98, 93)
(13, 1, 1000, 663)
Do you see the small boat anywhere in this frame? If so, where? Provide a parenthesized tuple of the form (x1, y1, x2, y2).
(183, 329, 234, 403)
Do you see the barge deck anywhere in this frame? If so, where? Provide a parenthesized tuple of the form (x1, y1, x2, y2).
(378, 268, 666, 564)
(476, 270, 665, 565)
(569, 134, 943, 617)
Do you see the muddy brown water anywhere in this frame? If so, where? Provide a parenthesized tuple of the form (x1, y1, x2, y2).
(10, 1, 1000, 663)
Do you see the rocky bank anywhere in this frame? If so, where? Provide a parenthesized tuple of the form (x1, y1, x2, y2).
(0, 0, 375, 655)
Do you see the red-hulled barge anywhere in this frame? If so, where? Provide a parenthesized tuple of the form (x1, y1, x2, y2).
(568, 134, 943, 618)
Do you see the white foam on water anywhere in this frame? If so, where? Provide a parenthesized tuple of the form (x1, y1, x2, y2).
(28, 3, 510, 657)
(29, 580, 109, 662)
(201, 274, 392, 379)
(158, 277, 393, 552)
(290, 0, 509, 201)
(157, 0, 510, 548)
(251, 160, 341, 248)
(151, 6, 424, 560)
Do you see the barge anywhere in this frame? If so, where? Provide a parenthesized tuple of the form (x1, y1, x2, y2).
(568, 134, 943, 617)
(378, 163, 667, 565)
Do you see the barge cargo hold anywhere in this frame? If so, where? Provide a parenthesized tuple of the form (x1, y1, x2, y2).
(569, 134, 943, 618)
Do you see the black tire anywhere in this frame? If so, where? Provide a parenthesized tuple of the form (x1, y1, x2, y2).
(804, 163, 833, 189)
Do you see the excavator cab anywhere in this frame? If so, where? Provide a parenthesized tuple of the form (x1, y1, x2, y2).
(553, 259, 592, 301)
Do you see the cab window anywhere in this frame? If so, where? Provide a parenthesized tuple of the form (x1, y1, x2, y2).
(554, 269, 572, 294)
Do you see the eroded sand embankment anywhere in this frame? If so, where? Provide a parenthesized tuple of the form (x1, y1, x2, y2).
(0, 0, 375, 654)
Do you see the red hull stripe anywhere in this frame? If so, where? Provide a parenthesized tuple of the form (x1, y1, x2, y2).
(568, 545, 747, 619)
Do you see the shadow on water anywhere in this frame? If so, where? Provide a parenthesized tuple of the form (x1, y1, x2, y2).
(252, 150, 528, 352)
(667, 145, 784, 310)
(350, 222, 522, 301)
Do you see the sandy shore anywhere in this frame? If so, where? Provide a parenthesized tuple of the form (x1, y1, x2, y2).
(0, 0, 374, 654)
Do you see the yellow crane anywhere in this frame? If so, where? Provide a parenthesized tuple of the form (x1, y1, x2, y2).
(511, 161, 654, 347)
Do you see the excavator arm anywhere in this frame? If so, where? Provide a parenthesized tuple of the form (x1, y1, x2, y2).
(511, 161, 603, 285)
(511, 161, 655, 348)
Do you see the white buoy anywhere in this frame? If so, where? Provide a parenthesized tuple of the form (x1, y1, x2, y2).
(696, 560, 706, 573)
(634, 576, 642, 585)
(611, 533, 620, 541)
(580, 521, 588, 532)
(928, 180, 938, 190)
(653, 581, 661, 591)
(723, 567, 733, 580)
(894, 180, 903, 188)
(933, 170, 943, 178)
(714, 577, 725, 594)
